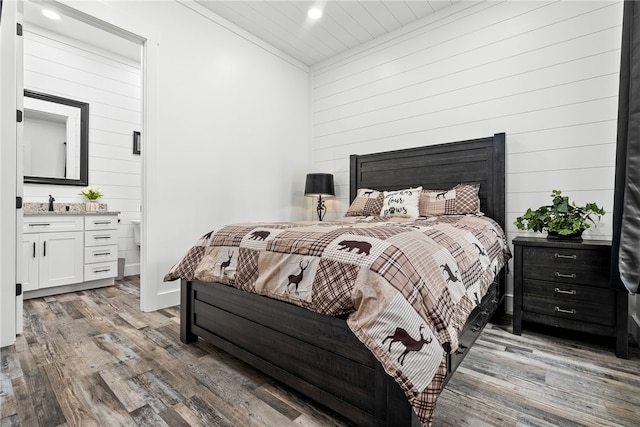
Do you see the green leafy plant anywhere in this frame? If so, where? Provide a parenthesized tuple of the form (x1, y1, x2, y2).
(80, 186, 104, 201)
(514, 190, 605, 236)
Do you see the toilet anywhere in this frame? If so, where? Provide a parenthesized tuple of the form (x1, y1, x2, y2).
(131, 219, 141, 246)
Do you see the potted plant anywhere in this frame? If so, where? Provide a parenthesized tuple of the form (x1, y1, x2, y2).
(80, 186, 104, 212)
(514, 190, 605, 240)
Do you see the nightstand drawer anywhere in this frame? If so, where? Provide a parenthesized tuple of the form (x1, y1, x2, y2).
(523, 279, 615, 326)
(522, 246, 610, 287)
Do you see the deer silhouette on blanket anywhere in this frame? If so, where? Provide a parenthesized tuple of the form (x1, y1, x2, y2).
(286, 260, 309, 294)
(440, 263, 460, 284)
(472, 242, 487, 257)
(220, 250, 233, 275)
(383, 325, 432, 366)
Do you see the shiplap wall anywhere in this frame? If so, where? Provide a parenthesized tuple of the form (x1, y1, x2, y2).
(23, 27, 142, 276)
(310, 1, 623, 311)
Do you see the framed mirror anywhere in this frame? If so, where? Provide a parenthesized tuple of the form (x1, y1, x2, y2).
(23, 89, 89, 186)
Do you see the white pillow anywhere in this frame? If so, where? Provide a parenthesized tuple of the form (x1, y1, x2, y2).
(381, 187, 422, 218)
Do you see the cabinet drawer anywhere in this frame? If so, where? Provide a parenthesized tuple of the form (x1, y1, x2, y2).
(522, 246, 610, 287)
(85, 229, 118, 247)
(84, 261, 117, 281)
(85, 216, 118, 230)
(84, 245, 118, 264)
(24, 216, 83, 233)
(522, 279, 615, 326)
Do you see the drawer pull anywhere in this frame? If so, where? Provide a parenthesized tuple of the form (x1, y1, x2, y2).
(555, 272, 576, 279)
(93, 235, 111, 240)
(93, 221, 111, 225)
(93, 252, 111, 256)
(554, 306, 576, 315)
(481, 309, 489, 316)
(554, 287, 577, 295)
(93, 268, 111, 273)
(472, 324, 482, 333)
(555, 253, 577, 260)
(28, 223, 50, 227)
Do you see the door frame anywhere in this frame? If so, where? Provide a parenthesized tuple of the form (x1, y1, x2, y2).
(0, 1, 152, 347)
(0, 0, 22, 348)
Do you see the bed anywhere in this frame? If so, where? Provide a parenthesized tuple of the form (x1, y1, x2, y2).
(168, 132, 507, 427)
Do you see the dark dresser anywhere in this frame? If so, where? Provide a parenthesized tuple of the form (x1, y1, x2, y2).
(512, 236, 628, 358)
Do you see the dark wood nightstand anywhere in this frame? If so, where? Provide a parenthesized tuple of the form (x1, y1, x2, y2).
(512, 236, 629, 358)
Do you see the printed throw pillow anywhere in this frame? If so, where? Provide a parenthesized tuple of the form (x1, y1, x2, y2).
(419, 183, 481, 216)
(381, 187, 422, 218)
(345, 188, 384, 217)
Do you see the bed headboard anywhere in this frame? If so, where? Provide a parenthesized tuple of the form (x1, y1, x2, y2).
(350, 133, 506, 229)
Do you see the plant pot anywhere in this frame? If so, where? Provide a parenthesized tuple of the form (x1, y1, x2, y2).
(85, 201, 99, 212)
(546, 230, 583, 241)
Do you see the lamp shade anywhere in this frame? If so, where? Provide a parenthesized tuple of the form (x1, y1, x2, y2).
(304, 173, 335, 197)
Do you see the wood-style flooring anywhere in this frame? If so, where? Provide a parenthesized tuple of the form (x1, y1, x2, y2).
(1, 276, 638, 427)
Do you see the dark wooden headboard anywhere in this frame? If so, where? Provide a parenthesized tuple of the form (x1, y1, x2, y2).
(350, 133, 506, 229)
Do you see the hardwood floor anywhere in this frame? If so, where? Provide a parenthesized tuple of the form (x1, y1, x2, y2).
(1, 276, 638, 427)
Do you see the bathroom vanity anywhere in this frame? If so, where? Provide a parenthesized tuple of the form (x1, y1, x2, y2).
(23, 211, 119, 299)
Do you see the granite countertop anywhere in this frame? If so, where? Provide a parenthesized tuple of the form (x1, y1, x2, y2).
(24, 211, 120, 216)
(23, 202, 119, 216)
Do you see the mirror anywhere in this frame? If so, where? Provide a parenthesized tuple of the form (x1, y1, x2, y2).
(23, 89, 89, 186)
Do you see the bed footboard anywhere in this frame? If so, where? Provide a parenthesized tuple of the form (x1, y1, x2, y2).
(181, 279, 417, 426)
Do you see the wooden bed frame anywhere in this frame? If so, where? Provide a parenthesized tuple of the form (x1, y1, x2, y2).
(181, 133, 506, 426)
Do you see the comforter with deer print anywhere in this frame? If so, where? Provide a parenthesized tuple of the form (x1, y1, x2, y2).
(164, 214, 510, 426)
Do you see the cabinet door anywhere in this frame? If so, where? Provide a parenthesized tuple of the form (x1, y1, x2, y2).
(22, 234, 39, 292)
(39, 232, 84, 289)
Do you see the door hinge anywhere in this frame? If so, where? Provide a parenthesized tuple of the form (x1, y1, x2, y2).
(16, 196, 22, 209)
(17, 23, 23, 36)
(16, 283, 22, 296)
(17, 110, 22, 123)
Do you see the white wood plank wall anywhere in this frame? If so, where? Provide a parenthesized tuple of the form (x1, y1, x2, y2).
(23, 27, 142, 276)
(310, 1, 623, 312)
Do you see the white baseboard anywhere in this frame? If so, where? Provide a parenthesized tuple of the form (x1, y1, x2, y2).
(24, 278, 114, 300)
(124, 263, 140, 277)
(153, 288, 180, 311)
(505, 294, 513, 314)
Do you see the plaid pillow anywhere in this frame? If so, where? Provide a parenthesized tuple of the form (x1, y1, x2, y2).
(419, 183, 480, 216)
(345, 188, 384, 216)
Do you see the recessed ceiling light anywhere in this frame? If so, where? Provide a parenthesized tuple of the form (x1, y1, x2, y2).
(308, 8, 322, 20)
(42, 9, 61, 20)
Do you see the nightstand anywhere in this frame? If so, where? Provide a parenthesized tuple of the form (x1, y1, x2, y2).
(512, 236, 629, 358)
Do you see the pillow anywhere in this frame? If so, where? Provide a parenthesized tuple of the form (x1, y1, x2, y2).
(381, 187, 422, 218)
(345, 188, 384, 216)
(419, 183, 481, 216)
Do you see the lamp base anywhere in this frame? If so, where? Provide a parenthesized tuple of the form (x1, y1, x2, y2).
(316, 196, 326, 221)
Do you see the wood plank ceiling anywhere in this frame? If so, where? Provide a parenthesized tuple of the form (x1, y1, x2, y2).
(194, 1, 456, 66)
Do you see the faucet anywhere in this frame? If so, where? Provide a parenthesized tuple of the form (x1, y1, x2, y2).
(48, 195, 55, 211)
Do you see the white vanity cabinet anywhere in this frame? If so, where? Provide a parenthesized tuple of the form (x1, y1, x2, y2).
(23, 213, 119, 298)
(23, 216, 84, 291)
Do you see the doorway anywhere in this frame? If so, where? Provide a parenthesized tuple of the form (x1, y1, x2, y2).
(18, 1, 145, 326)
